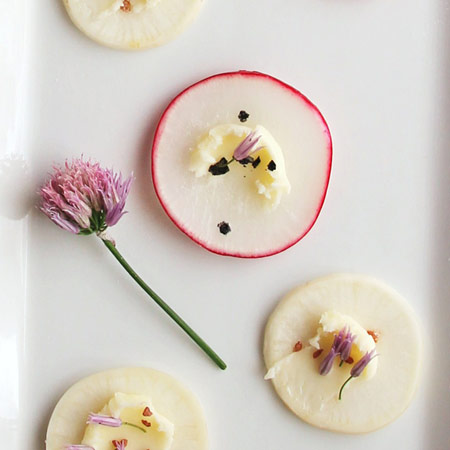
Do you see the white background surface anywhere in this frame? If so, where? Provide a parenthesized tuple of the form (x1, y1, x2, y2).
(1, 0, 449, 449)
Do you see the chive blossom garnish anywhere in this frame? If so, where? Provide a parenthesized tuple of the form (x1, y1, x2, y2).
(207, 131, 262, 175)
(234, 130, 262, 161)
(350, 349, 377, 377)
(123, 421, 146, 433)
(319, 327, 354, 375)
(40, 157, 226, 370)
(86, 413, 146, 433)
(87, 413, 122, 427)
(337, 329, 355, 363)
(319, 348, 338, 375)
(338, 350, 378, 400)
(65, 446, 95, 450)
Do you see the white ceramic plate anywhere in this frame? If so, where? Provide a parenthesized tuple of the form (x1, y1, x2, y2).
(1, 0, 449, 449)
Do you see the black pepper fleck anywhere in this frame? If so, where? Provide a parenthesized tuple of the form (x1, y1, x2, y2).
(238, 156, 254, 166)
(267, 160, 276, 171)
(238, 110, 249, 122)
(218, 221, 231, 235)
(208, 157, 230, 176)
(252, 156, 261, 168)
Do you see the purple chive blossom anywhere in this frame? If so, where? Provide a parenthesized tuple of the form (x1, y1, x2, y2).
(319, 348, 338, 375)
(87, 413, 122, 427)
(40, 158, 132, 235)
(319, 327, 351, 375)
(86, 413, 146, 434)
(338, 331, 355, 362)
(333, 327, 346, 352)
(233, 130, 262, 161)
(350, 349, 377, 377)
(65, 446, 95, 450)
(39, 158, 227, 370)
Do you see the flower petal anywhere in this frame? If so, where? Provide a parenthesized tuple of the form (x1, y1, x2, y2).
(233, 131, 262, 161)
(86, 413, 122, 427)
(319, 348, 337, 375)
(65, 446, 95, 450)
(351, 350, 378, 377)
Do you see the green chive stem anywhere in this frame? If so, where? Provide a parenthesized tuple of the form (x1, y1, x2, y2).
(123, 422, 146, 433)
(102, 239, 227, 370)
(338, 376, 353, 400)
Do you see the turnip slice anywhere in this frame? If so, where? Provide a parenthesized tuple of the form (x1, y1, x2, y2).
(263, 274, 423, 433)
(152, 71, 332, 258)
(46, 368, 208, 450)
(63, 0, 205, 50)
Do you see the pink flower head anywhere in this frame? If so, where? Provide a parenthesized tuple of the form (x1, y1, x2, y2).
(112, 439, 128, 450)
(351, 349, 378, 377)
(332, 327, 346, 352)
(336, 328, 355, 362)
(233, 130, 262, 161)
(318, 327, 355, 375)
(40, 158, 133, 235)
(338, 349, 379, 399)
(87, 413, 122, 427)
(319, 347, 337, 375)
(65, 446, 95, 450)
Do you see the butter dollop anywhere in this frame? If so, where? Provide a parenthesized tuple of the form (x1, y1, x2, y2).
(82, 392, 174, 450)
(189, 124, 291, 209)
(265, 310, 378, 381)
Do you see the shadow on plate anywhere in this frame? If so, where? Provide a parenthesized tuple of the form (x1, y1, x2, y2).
(426, 0, 450, 448)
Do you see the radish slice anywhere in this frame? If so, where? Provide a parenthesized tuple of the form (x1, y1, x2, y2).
(152, 71, 332, 258)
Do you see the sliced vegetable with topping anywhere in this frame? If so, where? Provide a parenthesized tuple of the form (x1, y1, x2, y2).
(263, 274, 422, 433)
(152, 71, 332, 258)
(46, 368, 208, 450)
(63, 0, 205, 50)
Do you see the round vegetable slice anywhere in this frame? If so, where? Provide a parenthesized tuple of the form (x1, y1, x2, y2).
(63, 0, 205, 50)
(152, 71, 332, 258)
(46, 367, 208, 450)
(263, 274, 422, 433)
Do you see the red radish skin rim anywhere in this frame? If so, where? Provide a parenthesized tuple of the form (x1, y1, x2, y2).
(151, 71, 333, 258)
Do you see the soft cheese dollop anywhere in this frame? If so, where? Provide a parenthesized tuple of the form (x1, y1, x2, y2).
(189, 124, 291, 209)
(82, 392, 174, 450)
(265, 310, 378, 382)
